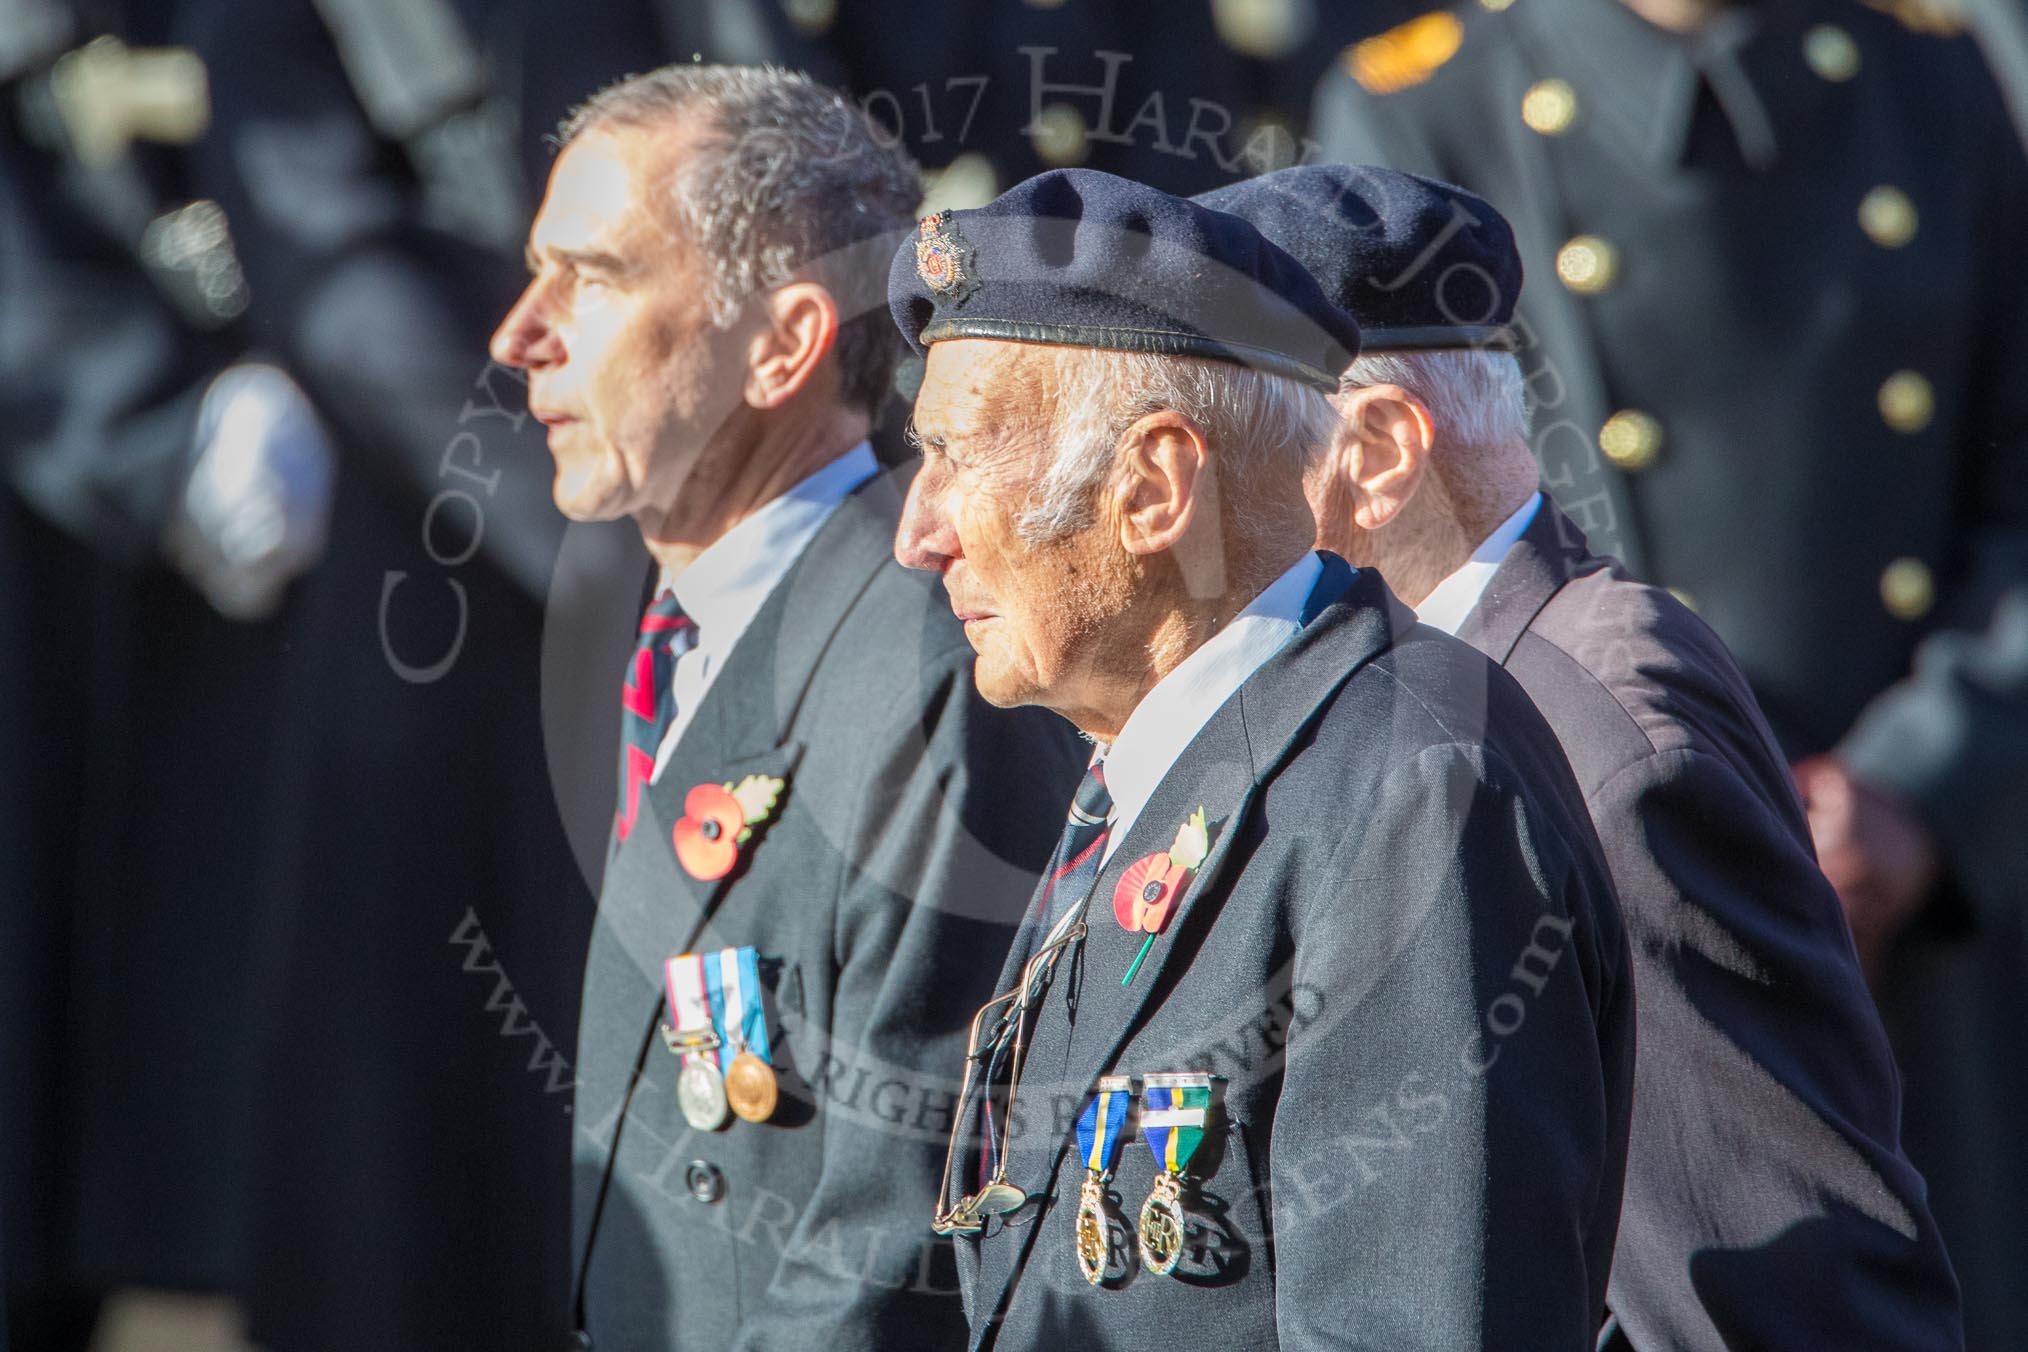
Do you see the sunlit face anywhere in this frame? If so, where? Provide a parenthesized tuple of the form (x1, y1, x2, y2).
(489, 124, 744, 523)
(895, 340, 1139, 720)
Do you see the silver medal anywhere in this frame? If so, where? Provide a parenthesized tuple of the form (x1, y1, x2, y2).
(677, 1059, 731, 1131)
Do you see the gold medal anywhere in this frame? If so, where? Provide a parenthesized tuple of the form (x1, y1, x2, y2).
(1074, 1171, 1111, 1285)
(1136, 1172, 1187, 1276)
(724, 1048, 779, 1123)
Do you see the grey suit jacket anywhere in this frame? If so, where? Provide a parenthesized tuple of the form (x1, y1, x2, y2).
(1456, 501, 1962, 1350)
(959, 557, 1634, 1351)
(571, 469, 1086, 1351)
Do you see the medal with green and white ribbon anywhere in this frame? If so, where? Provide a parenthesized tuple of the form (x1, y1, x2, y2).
(1072, 1075, 1131, 1285)
(1136, 1072, 1215, 1276)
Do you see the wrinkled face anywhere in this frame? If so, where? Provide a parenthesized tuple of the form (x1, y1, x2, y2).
(895, 340, 1138, 720)
(489, 124, 743, 523)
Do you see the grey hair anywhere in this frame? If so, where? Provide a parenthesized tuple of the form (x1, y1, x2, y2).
(1336, 349, 1530, 452)
(1020, 350, 1338, 544)
(559, 65, 922, 414)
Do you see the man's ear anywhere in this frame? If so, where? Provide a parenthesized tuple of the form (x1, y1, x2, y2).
(1115, 411, 1207, 557)
(743, 282, 840, 410)
(1114, 410, 1229, 598)
(1337, 384, 1435, 531)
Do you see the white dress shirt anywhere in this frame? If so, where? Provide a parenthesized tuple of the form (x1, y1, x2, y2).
(649, 442, 878, 781)
(1094, 552, 1325, 864)
(1413, 491, 1542, 637)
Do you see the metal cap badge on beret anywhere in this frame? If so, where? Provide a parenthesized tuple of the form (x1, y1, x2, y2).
(888, 169, 1361, 393)
(1198, 165, 1521, 352)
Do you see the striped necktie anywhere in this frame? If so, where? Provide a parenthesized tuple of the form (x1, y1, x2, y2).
(1006, 758, 1114, 976)
(614, 589, 695, 843)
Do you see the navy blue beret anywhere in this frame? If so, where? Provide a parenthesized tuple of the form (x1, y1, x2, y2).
(887, 168, 1360, 393)
(1197, 165, 1521, 351)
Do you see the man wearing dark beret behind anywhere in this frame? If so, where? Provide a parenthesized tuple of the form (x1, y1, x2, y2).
(888, 166, 1634, 1350)
(490, 66, 1085, 1351)
(1203, 162, 1964, 1350)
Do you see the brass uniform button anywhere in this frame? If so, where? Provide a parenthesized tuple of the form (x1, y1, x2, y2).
(782, 0, 836, 35)
(919, 152, 999, 217)
(1599, 409, 1664, 470)
(1557, 235, 1619, 294)
(1481, 0, 1517, 10)
(1667, 587, 1699, 614)
(1522, 79, 1578, 136)
(1031, 103, 1089, 167)
(1878, 370, 1936, 434)
(1804, 24, 1862, 81)
(1880, 558, 1935, 620)
(1859, 185, 1919, 248)
(1213, 0, 1308, 60)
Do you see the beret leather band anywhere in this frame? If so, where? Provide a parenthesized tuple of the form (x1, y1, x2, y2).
(917, 316, 1347, 393)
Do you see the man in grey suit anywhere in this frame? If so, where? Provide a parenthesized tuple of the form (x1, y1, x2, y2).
(1202, 164, 1963, 1350)
(489, 66, 1085, 1351)
(889, 167, 1633, 1350)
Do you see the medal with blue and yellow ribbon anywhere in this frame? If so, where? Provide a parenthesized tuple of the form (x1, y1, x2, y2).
(1072, 1075, 1132, 1285)
(1136, 1072, 1217, 1275)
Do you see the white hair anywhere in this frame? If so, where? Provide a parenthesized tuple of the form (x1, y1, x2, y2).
(1019, 349, 1337, 543)
(1336, 349, 1530, 453)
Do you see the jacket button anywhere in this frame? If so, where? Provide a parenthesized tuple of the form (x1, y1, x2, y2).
(1859, 185, 1918, 248)
(1599, 409, 1663, 470)
(1804, 24, 1861, 81)
(685, 1159, 726, 1205)
(1881, 557, 1935, 621)
(1556, 235, 1618, 294)
(566, 1332, 594, 1352)
(1521, 79, 1577, 135)
(1878, 369, 1935, 433)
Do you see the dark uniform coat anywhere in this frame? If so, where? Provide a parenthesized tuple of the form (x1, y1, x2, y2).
(1455, 499, 1962, 1348)
(959, 558, 1634, 1351)
(1314, 5, 2028, 1342)
(572, 469, 1084, 1351)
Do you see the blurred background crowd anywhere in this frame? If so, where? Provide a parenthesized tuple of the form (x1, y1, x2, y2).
(3, 0, 2025, 1348)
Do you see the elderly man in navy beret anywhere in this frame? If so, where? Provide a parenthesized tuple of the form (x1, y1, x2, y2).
(1203, 163, 1964, 1352)
(889, 166, 1636, 1351)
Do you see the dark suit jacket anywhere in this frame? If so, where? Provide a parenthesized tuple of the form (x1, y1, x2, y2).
(959, 557, 1634, 1351)
(572, 469, 1086, 1352)
(1454, 501, 1962, 1349)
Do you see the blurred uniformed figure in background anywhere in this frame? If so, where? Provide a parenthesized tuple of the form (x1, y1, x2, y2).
(1314, 1, 2028, 1346)
(2, 2, 331, 1346)
(1, 0, 671, 1347)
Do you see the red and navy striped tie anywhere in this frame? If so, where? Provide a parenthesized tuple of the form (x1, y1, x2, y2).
(1039, 759, 1113, 928)
(614, 589, 694, 842)
(1005, 758, 1114, 976)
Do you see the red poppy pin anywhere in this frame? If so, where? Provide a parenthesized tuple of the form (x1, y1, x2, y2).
(673, 774, 784, 882)
(1113, 807, 1212, 986)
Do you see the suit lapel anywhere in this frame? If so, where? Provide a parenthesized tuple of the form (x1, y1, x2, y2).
(1454, 498, 1600, 664)
(636, 469, 905, 950)
(977, 562, 1414, 1319)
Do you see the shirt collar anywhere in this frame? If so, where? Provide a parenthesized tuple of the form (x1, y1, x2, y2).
(1096, 552, 1325, 861)
(660, 442, 878, 637)
(1416, 492, 1542, 637)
